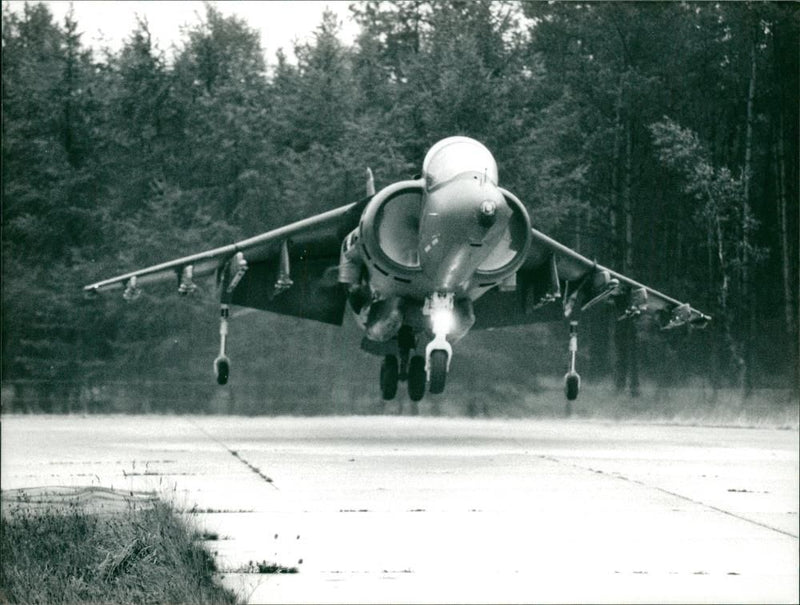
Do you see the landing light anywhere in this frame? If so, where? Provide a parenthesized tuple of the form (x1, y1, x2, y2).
(431, 307, 454, 335)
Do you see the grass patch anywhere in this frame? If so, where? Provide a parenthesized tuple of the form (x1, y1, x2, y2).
(0, 489, 238, 605)
(242, 560, 298, 574)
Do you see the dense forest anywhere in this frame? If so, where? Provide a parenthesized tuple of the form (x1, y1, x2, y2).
(2, 1, 798, 414)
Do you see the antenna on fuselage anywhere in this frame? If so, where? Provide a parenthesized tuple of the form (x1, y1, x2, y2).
(366, 167, 375, 197)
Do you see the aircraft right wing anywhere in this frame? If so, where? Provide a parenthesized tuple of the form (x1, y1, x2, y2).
(473, 226, 711, 330)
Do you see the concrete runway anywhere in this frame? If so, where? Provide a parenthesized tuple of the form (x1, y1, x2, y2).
(2, 415, 798, 603)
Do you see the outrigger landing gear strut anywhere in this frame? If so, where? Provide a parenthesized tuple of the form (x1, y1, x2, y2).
(213, 252, 248, 385)
(214, 304, 230, 385)
(564, 320, 581, 403)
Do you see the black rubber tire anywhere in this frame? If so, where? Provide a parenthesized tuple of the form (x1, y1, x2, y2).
(398, 325, 416, 351)
(408, 356, 426, 402)
(380, 355, 399, 400)
(216, 359, 229, 385)
(428, 350, 448, 395)
(565, 373, 579, 401)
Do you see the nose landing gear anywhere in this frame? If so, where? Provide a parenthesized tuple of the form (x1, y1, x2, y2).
(427, 349, 449, 394)
(425, 292, 454, 396)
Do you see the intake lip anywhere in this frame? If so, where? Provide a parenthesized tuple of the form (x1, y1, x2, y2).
(473, 188, 532, 280)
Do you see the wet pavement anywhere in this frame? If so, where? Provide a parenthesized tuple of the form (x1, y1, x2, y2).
(2, 415, 797, 603)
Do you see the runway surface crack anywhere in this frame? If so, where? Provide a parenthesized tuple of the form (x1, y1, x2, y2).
(539, 455, 798, 540)
(185, 419, 278, 490)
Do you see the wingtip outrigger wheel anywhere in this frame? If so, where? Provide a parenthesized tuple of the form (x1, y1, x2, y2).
(214, 304, 231, 385)
(564, 372, 580, 401)
(214, 356, 230, 385)
(564, 320, 581, 403)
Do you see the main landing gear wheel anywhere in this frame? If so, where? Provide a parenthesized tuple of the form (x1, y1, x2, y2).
(380, 355, 399, 400)
(215, 357, 230, 385)
(397, 325, 416, 381)
(408, 355, 426, 404)
(428, 350, 448, 395)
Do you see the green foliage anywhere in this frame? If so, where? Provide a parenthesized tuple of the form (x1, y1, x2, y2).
(1, 0, 798, 408)
(0, 496, 237, 604)
(650, 117, 769, 387)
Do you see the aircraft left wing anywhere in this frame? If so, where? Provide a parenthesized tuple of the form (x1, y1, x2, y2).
(83, 200, 366, 325)
(473, 225, 711, 330)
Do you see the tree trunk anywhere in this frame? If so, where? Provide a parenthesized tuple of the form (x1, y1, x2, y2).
(707, 221, 721, 395)
(714, 211, 745, 390)
(776, 113, 799, 393)
(614, 313, 628, 393)
(628, 318, 640, 398)
(611, 77, 624, 265)
(622, 114, 639, 398)
(623, 118, 634, 276)
(611, 72, 639, 398)
(741, 40, 757, 397)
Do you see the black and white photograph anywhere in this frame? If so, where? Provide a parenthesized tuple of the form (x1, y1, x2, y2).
(1, 1, 798, 603)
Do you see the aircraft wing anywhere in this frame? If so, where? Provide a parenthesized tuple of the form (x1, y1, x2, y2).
(83, 201, 366, 325)
(473, 227, 711, 330)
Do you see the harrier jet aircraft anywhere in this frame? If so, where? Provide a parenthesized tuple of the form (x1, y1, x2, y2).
(85, 136, 710, 403)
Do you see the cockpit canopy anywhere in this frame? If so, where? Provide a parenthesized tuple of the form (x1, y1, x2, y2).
(422, 136, 498, 191)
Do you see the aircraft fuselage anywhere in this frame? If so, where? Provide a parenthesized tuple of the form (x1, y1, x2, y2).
(345, 137, 532, 346)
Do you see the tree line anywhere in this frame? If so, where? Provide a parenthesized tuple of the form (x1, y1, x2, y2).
(2, 1, 797, 413)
